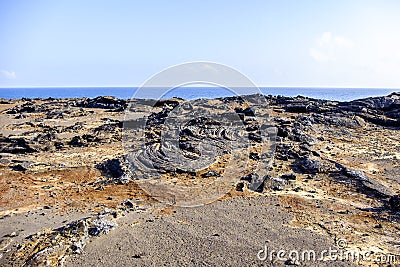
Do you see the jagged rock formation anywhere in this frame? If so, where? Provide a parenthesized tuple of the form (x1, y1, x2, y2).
(123, 96, 276, 206)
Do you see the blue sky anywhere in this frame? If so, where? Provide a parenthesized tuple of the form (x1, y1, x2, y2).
(1, 0, 400, 87)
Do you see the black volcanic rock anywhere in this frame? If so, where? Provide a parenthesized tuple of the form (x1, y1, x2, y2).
(6, 103, 38, 114)
(337, 93, 400, 126)
(0, 137, 37, 154)
(11, 161, 31, 171)
(73, 96, 127, 111)
(343, 92, 400, 110)
(344, 168, 392, 198)
(389, 195, 400, 212)
(69, 134, 100, 147)
(95, 158, 130, 184)
(275, 143, 300, 161)
(299, 156, 323, 173)
(94, 120, 123, 133)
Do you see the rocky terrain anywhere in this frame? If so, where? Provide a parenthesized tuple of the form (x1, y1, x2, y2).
(0, 92, 399, 266)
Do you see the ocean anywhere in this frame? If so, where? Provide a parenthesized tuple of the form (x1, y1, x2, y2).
(0, 87, 398, 102)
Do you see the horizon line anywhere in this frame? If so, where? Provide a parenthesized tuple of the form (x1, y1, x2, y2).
(0, 85, 400, 89)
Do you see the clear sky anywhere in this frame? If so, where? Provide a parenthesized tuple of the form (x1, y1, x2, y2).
(1, 0, 400, 88)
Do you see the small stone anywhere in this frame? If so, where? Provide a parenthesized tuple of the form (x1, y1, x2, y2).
(124, 200, 134, 209)
(201, 171, 219, 178)
(284, 258, 300, 265)
(273, 185, 283, 191)
(293, 187, 302, 192)
(247, 173, 268, 192)
(235, 182, 244, 192)
(281, 173, 296, 180)
(11, 162, 30, 171)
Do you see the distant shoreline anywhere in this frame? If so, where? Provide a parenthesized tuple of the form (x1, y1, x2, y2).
(0, 87, 399, 102)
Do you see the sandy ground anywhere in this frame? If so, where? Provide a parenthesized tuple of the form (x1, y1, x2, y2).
(65, 196, 354, 267)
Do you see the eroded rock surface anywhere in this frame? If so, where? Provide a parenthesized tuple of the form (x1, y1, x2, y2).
(0, 93, 399, 266)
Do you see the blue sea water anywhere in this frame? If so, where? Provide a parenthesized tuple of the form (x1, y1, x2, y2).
(0, 87, 398, 102)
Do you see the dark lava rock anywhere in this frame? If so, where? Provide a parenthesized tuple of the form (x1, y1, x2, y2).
(94, 121, 123, 133)
(273, 185, 283, 191)
(346, 170, 368, 181)
(299, 156, 322, 173)
(337, 93, 400, 127)
(11, 161, 31, 171)
(246, 173, 268, 192)
(6, 102, 39, 114)
(234, 106, 255, 116)
(275, 144, 299, 161)
(153, 99, 180, 108)
(54, 141, 64, 150)
(0, 98, 11, 104)
(96, 158, 124, 178)
(69, 136, 85, 147)
(123, 200, 135, 209)
(0, 137, 36, 154)
(343, 92, 400, 111)
(249, 152, 260, 160)
(299, 143, 312, 151)
(201, 170, 219, 178)
(241, 173, 253, 182)
(281, 173, 296, 180)
(343, 168, 392, 198)
(248, 132, 263, 142)
(69, 134, 100, 147)
(95, 158, 130, 184)
(277, 127, 290, 138)
(284, 104, 309, 113)
(280, 97, 328, 113)
(389, 195, 400, 212)
(295, 133, 316, 145)
(32, 132, 57, 144)
(359, 114, 400, 127)
(312, 113, 364, 128)
(46, 110, 67, 119)
(240, 173, 268, 192)
(235, 182, 244, 192)
(74, 96, 127, 111)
